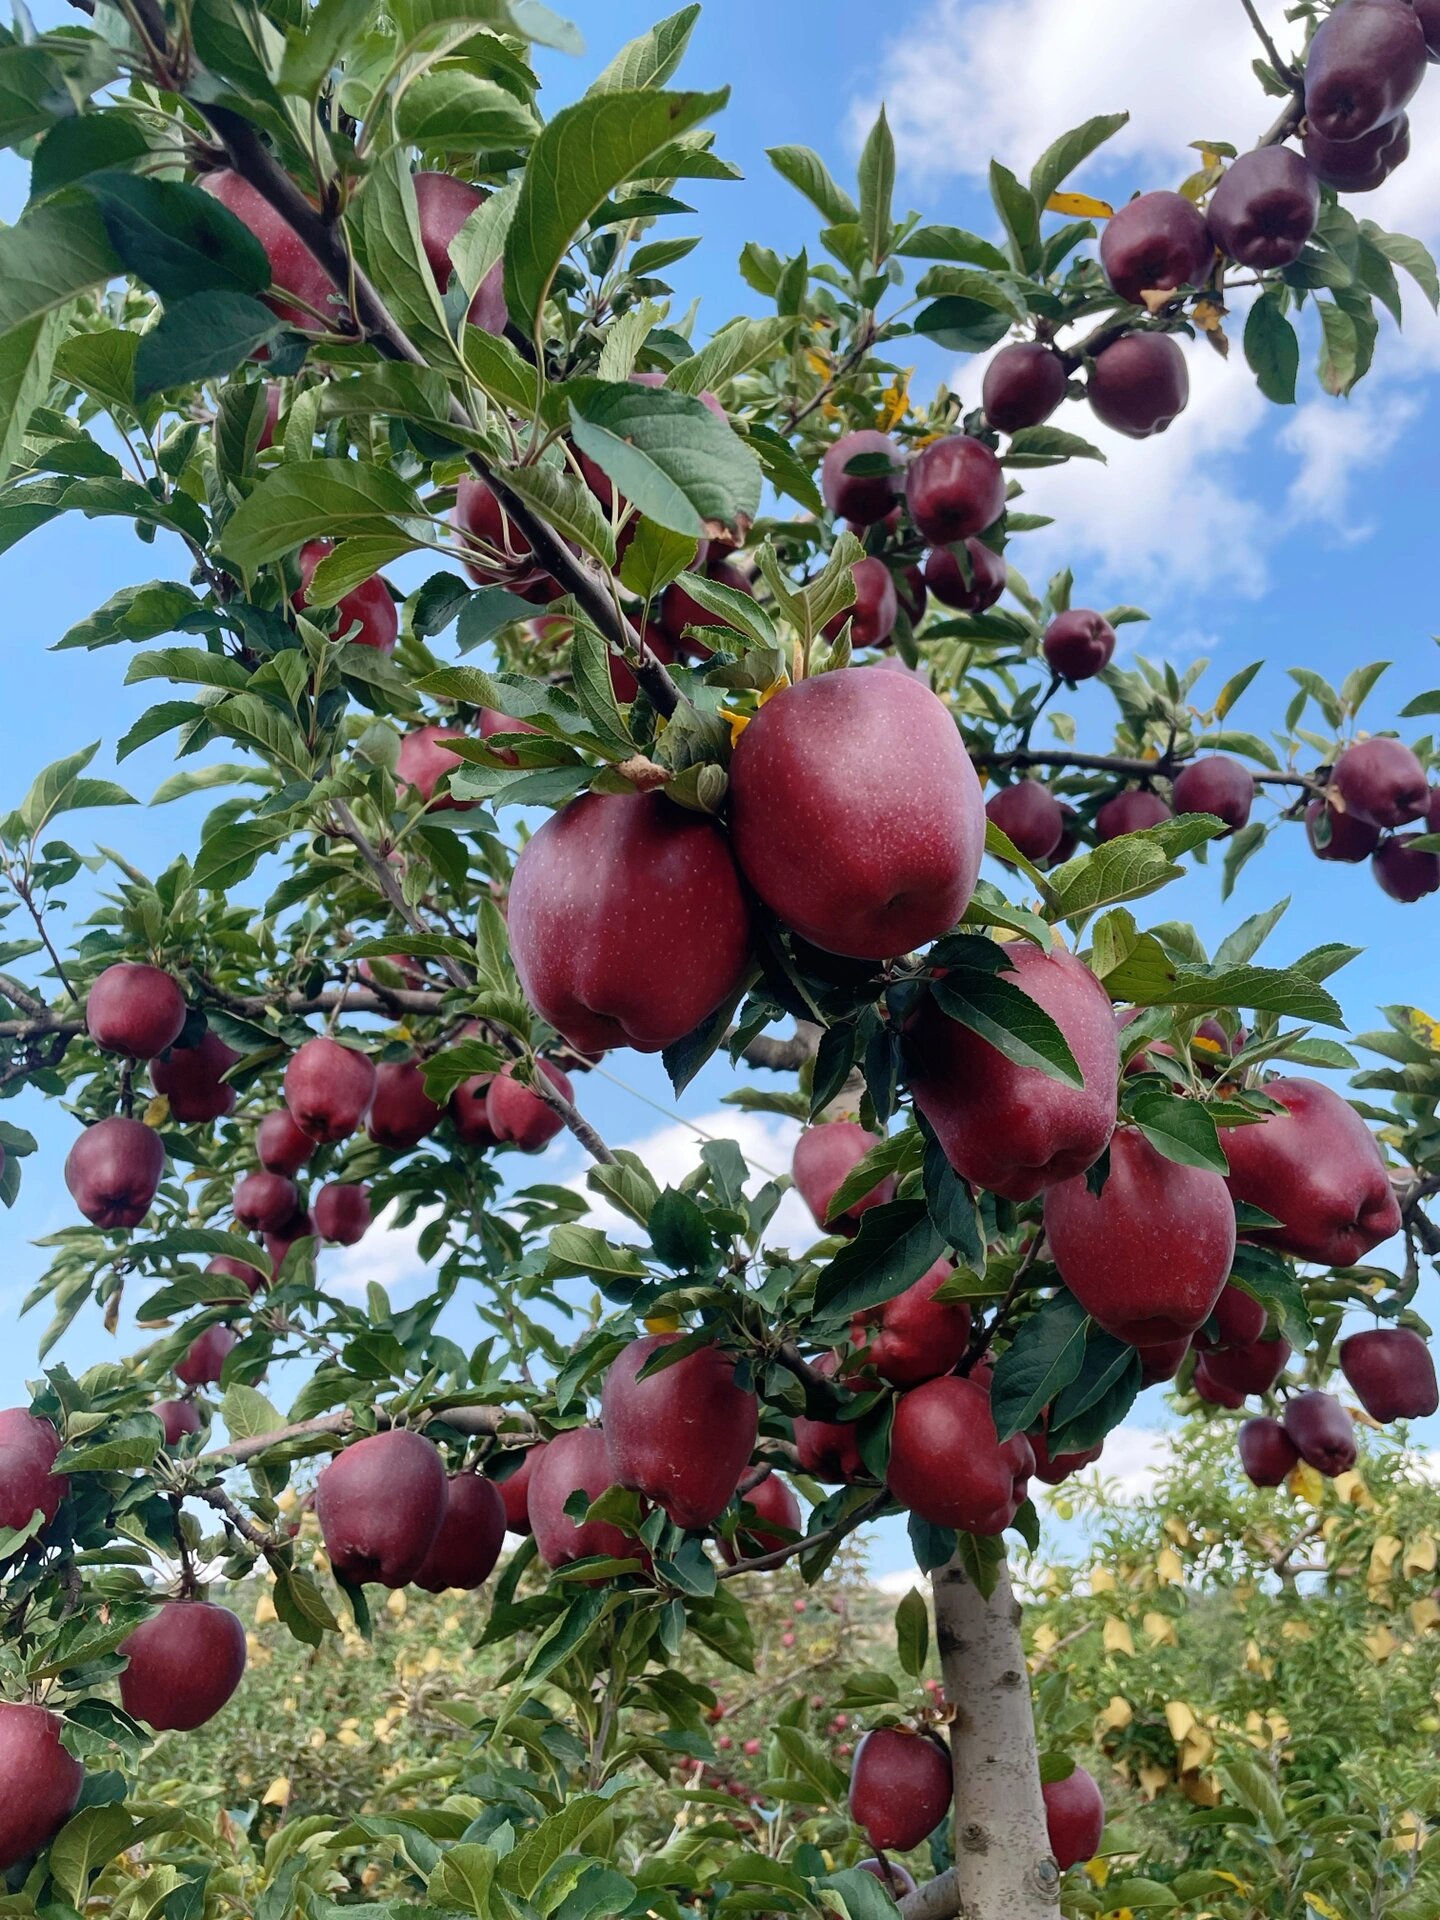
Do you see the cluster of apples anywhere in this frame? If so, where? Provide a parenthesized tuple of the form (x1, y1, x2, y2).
(1306, 735, 1440, 900)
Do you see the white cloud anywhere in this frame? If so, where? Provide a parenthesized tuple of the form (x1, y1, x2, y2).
(1280, 385, 1422, 530)
(324, 1201, 438, 1298)
(872, 1566, 929, 1596)
(1072, 1423, 1172, 1502)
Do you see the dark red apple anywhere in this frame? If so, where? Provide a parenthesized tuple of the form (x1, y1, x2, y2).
(1044, 1763, 1105, 1870)
(256, 382, 282, 450)
(1304, 0, 1426, 143)
(1138, 1335, 1192, 1385)
(1283, 1390, 1357, 1476)
(1207, 147, 1319, 269)
(1238, 1414, 1300, 1486)
(923, 538, 1007, 612)
(1100, 191, 1213, 304)
(397, 724, 473, 812)
(986, 780, 1065, 862)
(1043, 609, 1115, 681)
(1220, 1078, 1401, 1266)
(315, 1429, 448, 1586)
(1193, 1354, 1246, 1409)
(608, 624, 681, 703)
(1339, 1327, 1439, 1421)
(452, 474, 547, 591)
(65, 1116, 165, 1228)
(602, 1333, 759, 1528)
(886, 1374, 1034, 1533)
(896, 562, 927, 627)
(207, 1253, 266, 1296)
(1044, 1128, 1235, 1343)
(907, 942, 1119, 1203)
(848, 1726, 952, 1852)
(852, 1260, 971, 1387)
(293, 540, 398, 654)
(152, 1030, 240, 1122)
(824, 556, 898, 649)
(821, 429, 902, 525)
(1096, 789, 1173, 839)
(449, 1073, 498, 1147)
(1198, 1335, 1291, 1401)
(479, 707, 542, 766)
(729, 666, 985, 960)
(314, 1182, 371, 1246)
(658, 558, 754, 650)
(176, 1324, 237, 1389)
(793, 1353, 865, 1482)
(1416, 0, 1440, 57)
(155, 1399, 202, 1447)
(492, 1443, 545, 1533)
(1306, 797, 1381, 862)
(413, 171, 507, 334)
(1029, 1426, 1104, 1485)
(486, 1059, 573, 1152)
(233, 1170, 301, 1233)
(1087, 332, 1189, 438)
(411, 1472, 507, 1592)
(265, 1210, 316, 1274)
(85, 962, 186, 1060)
(855, 1857, 917, 1897)
(256, 1107, 314, 1176)
(507, 791, 753, 1053)
(721, 1472, 803, 1561)
(1331, 738, 1428, 828)
(0, 1409, 66, 1531)
(983, 342, 1068, 433)
(284, 1036, 376, 1144)
(1171, 755, 1254, 832)
(119, 1599, 246, 1731)
(527, 1426, 634, 1571)
(905, 436, 1006, 544)
(1304, 112, 1410, 191)
(202, 169, 340, 331)
(1374, 836, 1440, 901)
(1050, 802, 1082, 866)
(1195, 1283, 1267, 1351)
(793, 1122, 896, 1235)
(367, 1058, 442, 1151)
(0, 1702, 83, 1871)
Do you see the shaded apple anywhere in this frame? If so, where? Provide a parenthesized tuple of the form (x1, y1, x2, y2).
(1339, 1327, 1439, 1421)
(1207, 147, 1319, 268)
(202, 169, 340, 331)
(729, 665, 985, 960)
(527, 1426, 636, 1573)
(905, 435, 1006, 544)
(848, 1725, 952, 1853)
(233, 1170, 301, 1234)
(449, 1072, 498, 1147)
(855, 1857, 917, 1897)
(265, 1210, 316, 1275)
(1044, 1763, 1105, 1870)
(284, 1036, 376, 1145)
(1044, 1128, 1236, 1343)
(1100, 188, 1212, 303)
(1283, 1389, 1357, 1476)
(314, 1182, 371, 1246)
(486, 1059, 573, 1152)
(1029, 1426, 1104, 1485)
(176, 1324, 237, 1389)
(256, 382, 282, 451)
(65, 1116, 165, 1228)
(1087, 332, 1189, 438)
(852, 1259, 971, 1387)
(479, 706, 542, 766)
(823, 555, 898, 649)
(413, 171, 507, 334)
(1305, 796, 1381, 862)
(793, 1353, 865, 1482)
(602, 1332, 758, 1528)
(608, 624, 681, 703)
(85, 962, 186, 1060)
(821, 428, 902, 524)
(411, 1472, 507, 1592)
(367, 1058, 443, 1151)
(658, 557, 754, 650)
(721, 1472, 803, 1562)
(491, 1443, 545, 1534)
(397, 724, 473, 812)
(792, 1121, 896, 1235)
(1193, 1353, 1246, 1410)
(886, 1374, 1034, 1533)
(1239, 1414, 1300, 1486)
(152, 1030, 240, 1123)
(507, 791, 753, 1053)
(0, 1701, 84, 1871)
(923, 538, 1007, 612)
(256, 1107, 314, 1176)
(315, 1429, 448, 1586)
(452, 474, 547, 591)
(1331, 737, 1428, 827)
(207, 1253, 266, 1296)
(1417, 0, 1440, 57)
(986, 780, 1065, 862)
(155, 1399, 202, 1447)
(1197, 1335, 1290, 1401)
(1303, 0, 1426, 143)
(293, 540, 398, 653)
(0, 1408, 66, 1532)
(1194, 1283, 1267, 1351)
(983, 341, 1068, 433)
(119, 1599, 246, 1731)
(1171, 755, 1254, 832)
(1043, 609, 1115, 681)
(1138, 1335, 1192, 1385)
(1374, 835, 1440, 901)
(1096, 789, 1173, 839)
(896, 563, 927, 627)
(1049, 802, 1082, 866)
(1304, 112, 1410, 191)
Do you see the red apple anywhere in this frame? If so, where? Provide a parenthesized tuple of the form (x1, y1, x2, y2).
(266, 1210, 316, 1274)
(452, 474, 549, 591)
(256, 382, 282, 450)
(1304, 113, 1410, 192)
(413, 170, 507, 334)
(0, 1702, 83, 1871)
(1138, 1335, 1192, 1385)
(905, 436, 1006, 544)
(207, 1253, 266, 1296)
(1207, 147, 1319, 270)
(1282, 1390, 1356, 1476)
(886, 1374, 1034, 1533)
(284, 1036, 376, 1144)
(1197, 1335, 1290, 1401)
(923, 538, 1007, 612)
(367, 1058, 443, 1151)
(721, 1472, 803, 1561)
(449, 1073, 498, 1147)
(0, 1409, 66, 1531)
(65, 1116, 165, 1228)
(486, 1059, 573, 1152)
(176, 1324, 237, 1389)
(658, 558, 753, 651)
(119, 1599, 246, 1730)
(1029, 1427, 1104, 1485)
(85, 962, 186, 1060)
(1305, 796, 1381, 862)
(1304, 0, 1426, 144)
(793, 1352, 865, 1482)
(1171, 755, 1254, 832)
(411, 1472, 507, 1592)
(1331, 738, 1428, 828)
(1043, 609, 1115, 681)
(852, 1259, 971, 1387)
(823, 556, 898, 649)
(1087, 332, 1189, 438)
(527, 1426, 635, 1572)
(479, 707, 542, 766)
(602, 1333, 759, 1528)
(986, 781, 1065, 862)
(256, 1107, 314, 1176)
(232, 1170, 301, 1233)
(983, 342, 1068, 434)
(397, 724, 473, 812)
(848, 1726, 952, 1852)
(155, 1399, 202, 1447)
(1238, 1414, 1300, 1486)
(152, 1030, 240, 1122)
(1096, 789, 1173, 839)
(1339, 1327, 1439, 1421)
(202, 169, 340, 330)
(792, 1122, 896, 1235)
(315, 1429, 448, 1587)
(1043, 1763, 1105, 1870)
(821, 429, 902, 524)
(293, 540, 397, 653)
(1193, 1354, 1246, 1410)
(856, 1857, 918, 1897)
(608, 624, 682, 703)
(1194, 1283, 1267, 1351)
(1100, 190, 1212, 304)
(314, 1182, 371, 1246)
(491, 1444, 545, 1534)
(1374, 836, 1440, 901)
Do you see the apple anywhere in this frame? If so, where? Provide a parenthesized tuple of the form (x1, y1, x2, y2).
(793, 1353, 865, 1482)
(1171, 755, 1254, 832)
(1304, 112, 1410, 191)
(1238, 1414, 1300, 1486)
(152, 1029, 240, 1122)
(65, 1116, 165, 1228)
(823, 556, 898, 649)
(1192, 1354, 1246, 1410)
(411, 1472, 507, 1592)
(452, 474, 548, 592)
(602, 1333, 758, 1528)
(729, 665, 985, 960)
(983, 342, 1068, 433)
(0, 1702, 84, 1871)
(1096, 789, 1173, 839)
(821, 429, 902, 524)
(1196, 1335, 1291, 1401)
(1282, 1390, 1357, 1476)
(1050, 802, 1081, 866)
(479, 706, 542, 766)
(256, 1107, 314, 1176)
(284, 1036, 376, 1144)
(1044, 1128, 1236, 1343)
(1303, 0, 1426, 143)
(367, 1058, 443, 1151)
(527, 1426, 636, 1572)
(293, 540, 398, 653)
(256, 382, 282, 450)
(885, 1374, 1034, 1533)
(119, 1599, 246, 1731)
(412, 171, 507, 333)
(315, 1429, 448, 1586)
(233, 1170, 301, 1233)
(1138, 1335, 1192, 1385)
(202, 169, 339, 330)
(1207, 147, 1319, 271)
(155, 1399, 202, 1447)
(906, 435, 1005, 544)
(721, 1472, 803, 1562)
(1101, 190, 1213, 304)
(852, 1259, 971, 1387)
(1339, 1327, 1439, 1421)
(176, 1324, 237, 1388)
(1331, 737, 1428, 828)
(608, 624, 682, 703)
(1087, 332, 1189, 438)
(397, 724, 473, 812)
(507, 791, 754, 1052)
(1194, 1283, 1267, 1351)
(848, 1726, 952, 1853)
(1030, 1426, 1103, 1485)
(207, 1253, 266, 1296)
(1416, 0, 1440, 57)
(792, 1121, 896, 1235)
(659, 557, 754, 649)
(923, 538, 1007, 612)
(986, 780, 1065, 862)
(0, 1409, 66, 1532)
(314, 1182, 371, 1246)
(907, 942, 1119, 1203)
(85, 962, 186, 1060)
(266, 1211, 316, 1275)
(1374, 836, 1440, 901)
(486, 1059, 573, 1151)
(1220, 1077, 1401, 1265)
(1044, 1763, 1105, 1870)
(449, 1073, 498, 1147)
(1043, 609, 1115, 681)
(855, 1857, 917, 1897)
(491, 1443, 545, 1534)
(1305, 796, 1381, 862)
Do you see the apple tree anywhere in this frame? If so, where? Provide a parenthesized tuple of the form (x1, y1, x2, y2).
(1, 0, 1440, 1915)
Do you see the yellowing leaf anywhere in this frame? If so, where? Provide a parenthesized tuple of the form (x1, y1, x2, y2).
(1180, 1727, 1215, 1770)
(1090, 1564, 1117, 1594)
(1103, 1616, 1135, 1657)
(1085, 1858, 1109, 1887)
(253, 1592, 278, 1627)
(1156, 1546, 1184, 1587)
(1163, 1514, 1193, 1548)
(1364, 1625, 1398, 1662)
(262, 1777, 291, 1807)
(876, 368, 912, 433)
(644, 1311, 680, 1334)
(1288, 1461, 1325, 1505)
(1181, 1768, 1221, 1806)
(386, 1588, 407, 1618)
(1282, 1618, 1313, 1642)
(1332, 1469, 1374, 1507)
(1033, 1623, 1059, 1655)
(1411, 1596, 1440, 1635)
(1046, 189, 1114, 219)
(1143, 1611, 1178, 1647)
(1192, 297, 1226, 335)
(1304, 1897, 1345, 1919)
(1404, 1532, 1437, 1577)
(1165, 1701, 1197, 1743)
(1267, 1713, 1291, 1744)
(804, 349, 832, 379)
(1100, 1694, 1133, 1730)
(142, 1095, 170, 1127)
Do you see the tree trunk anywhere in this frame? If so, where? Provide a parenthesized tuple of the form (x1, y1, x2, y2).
(923, 1552, 1061, 1918)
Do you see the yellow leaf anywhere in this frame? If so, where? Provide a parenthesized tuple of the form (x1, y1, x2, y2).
(1156, 1546, 1184, 1587)
(1410, 1596, 1440, 1634)
(262, 1777, 291, 1808)
(1103, 1616, 1135, 1657)
(1409, 1008, 1440, 1050)
(1180, 1727, 1215, 1770)
(1090, 1564, 1117, 1594)
(876, 368, 912, 433)
(1191, 297, 1226, 335)
(1085, 1858, 1109, 1887)
(1267, 1713, 1290, 1744)
(338, 1728, 363, 1747)
(1138, 1763, 1170, 1801)
(1304, 1897, 1345, 1919)
(644, 1311, 680, 1334)
(142, 1095, 170, 1128)
(1033, 1624, 1059, 1655)
(253, 1592, 278, 1627)
(804, 349, 832, 378)
(1165, 1701, 1196, 1743)
(386, 1588, 407, 1618)
(1100, 1694, 1133, 1730)
(1281, 1618, 1313, 1642)
(276, 1488, 297, 1514)
(1143, 1611, 1178, 1647)
(1404, 1532, 1437, 1576)
(1288, 1461, 1325, 1504)
(1333, 1469, 1374, 1507)
(1045, 189, 1114, 219)
(1214, 1870, 1251, 1892)
(308, 1729, 326, 1749)
(1364, 1625, 1398, 1662)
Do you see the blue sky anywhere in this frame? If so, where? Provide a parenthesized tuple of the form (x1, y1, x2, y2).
(2, 0, 1438, 1574)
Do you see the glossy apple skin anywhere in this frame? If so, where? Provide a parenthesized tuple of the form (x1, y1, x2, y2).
(986, 781, 1065, 862)
(176, 1324, 237, 1389)
(412, 171, 507, 334)
(202, 169, 338, 329)
(155, 1399, 202, 1446)
(1193, 1354, 1246, 1409)
(908, 944, 1119, 1204)
(492, 1443, 545, 1533)
(1340, 1327, 1439, 1421)
(886, 1374, 1034, 1533)
(1283, 1389, 1357, 1476)
(507, 791, 753, 1053)
(1208, 148, 1319, 269)
(1221, 1078, 1401, 1266)
(486, 1059, 574, 1152)
(0, 1701, 84, 1871)
(0, 1409, 66, 1531)
(1029, 1427, 1103, 1485)
(923, 538, 1007, 612)
(119, 1599, 246, 1731)
(1096, 789, 1173, 840)
(984, 342, 1068, 433)
(367, 1059, 443, 1150)
(65, 1116, 165, 1228)
(1194, 1283, 1267, 1351)
(1087, 332, 1189, 438)
(411, 1472, 507, 1592)
(449, 1074, 497, 1147)
(1171, 755, 1254, 832)
(855, 1857, 917, 1897)
(1331, 737, 1428, 828)
(1138, 1335, 1192, 1385)
(1306, 797, 1381, 862)
(729, 666, 985, 961)
(852, 1260, 970, 1387)
(152, 1030, 239, 1122)
(793, 1122, 896, 1234)
(1199, 1335, 1291, 1401)
(824, 556, 898, 649)
(1304, 111, 1410, 190)
(1101, 191, 1212, 304)
(1239, 1414, 1300, 1486)
(314, 1182, 371, 1246)
(602, 1333, 759, 1528)
(1374, 836, 1440, 901)
(1043, 609, 1115, 681)
(793, 1352, 865, 1482)
(848, 1726, 952, 1853)
(285, 1036, 377, 1145)
(527, 1426, 635, 1573)
(1044, 1763, 1105, 1870)
(256, 382, 282, 450)
(256, 1107, 314, 1176)
(233, 1170, 301, 1233)
(315, 1429, 448, 1587)
(1304, 0, 1426, 143)
(905, 435, 1006, 544)
(821, 429, 901, 524)
(397, 725, 473, 812)
(85, 962, 186, 1060)
(1045, 1128, 1236, 1344)
(721, 1472, 802, 1561)
(293, 540, 397, 654)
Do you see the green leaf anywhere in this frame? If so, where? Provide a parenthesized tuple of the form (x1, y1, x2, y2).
(931, 970, 1083, 1087)
(395, 71, 539, 150)
(429, 1844, 499, 1916)
(1046, 1331, 1142, 1453)
(670, 315, 795, 398)
(766, 145, 858, 224)
(894, 1586, 929, 1678)
(1002, 424, 1105, 467)
(220, 458, 427, 570)
(1030, 111, 1130, 206)
(85, 173, 270, 299)
(589, 6, 701, 92)
(501, 457, 616, 568)
(48, 1806, 138, 1904)
(827, 1130, 918, 1225)
(618, 518, 698, 603)
(353, 148, 460, 375)
(1128, 1086, 1228, 1173)
(894, 223, 1010, 272)
(1242, 286, 1299, 404)
(568, 378, 762, 536)
(0, 199, 118, 337)
(55, 1413, 162, 1474)
(219, 1383, 284, 1442)
(990, 1292, 1090, 1442)
(55, 580, 209, 653)
(134, 293, 281, 401)
(0, 307, 65, 484)
(1047, 816, 1224, 920)
(990, 159, 1040, 269)
(857, 106, 895, 262)
(812, 1197, 946, 1320)
(1359, 222, 1439, 311)
(1317, 297, 1360, 396)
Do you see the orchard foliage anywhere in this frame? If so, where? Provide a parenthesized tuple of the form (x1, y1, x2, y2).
(1, 0, 1440, 1915)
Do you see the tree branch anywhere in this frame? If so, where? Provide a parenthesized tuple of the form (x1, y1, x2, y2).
(898, 1868, 961, 1920)
(970, 745, 1314, 790)
(715, 1488, 888, 1580)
